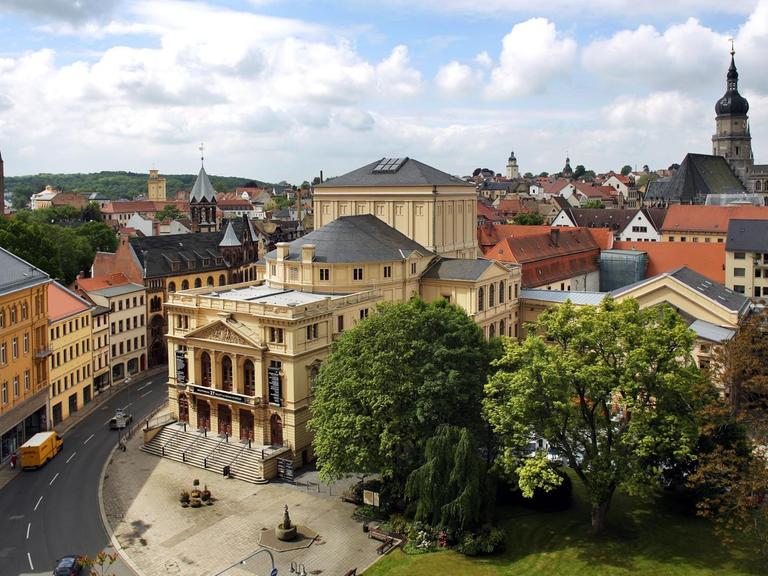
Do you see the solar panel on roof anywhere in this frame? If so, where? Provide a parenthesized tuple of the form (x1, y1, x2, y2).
(372, 157, 408, 174)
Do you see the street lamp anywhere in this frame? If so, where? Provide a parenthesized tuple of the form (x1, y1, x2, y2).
(212, 548, 277, 576)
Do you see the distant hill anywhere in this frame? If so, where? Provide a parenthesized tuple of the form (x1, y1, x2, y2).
(5, 171, 277, 209)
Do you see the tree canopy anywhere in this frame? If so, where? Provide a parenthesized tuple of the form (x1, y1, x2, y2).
(511, 213, 545, 226)
(484, 298, 708, 533)
(155, 204, 184, 221)
(310, 298, 497, 495)
(621, 165, 633, 176)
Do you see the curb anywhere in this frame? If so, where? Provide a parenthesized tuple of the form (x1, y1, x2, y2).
(98, 436, 147, 576)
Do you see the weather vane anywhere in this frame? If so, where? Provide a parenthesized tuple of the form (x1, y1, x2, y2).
(199, 142, 205, 166)
(729, 37, 735, 55)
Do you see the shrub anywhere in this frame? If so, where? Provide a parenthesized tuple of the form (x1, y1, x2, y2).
(455, 526, 506, 556)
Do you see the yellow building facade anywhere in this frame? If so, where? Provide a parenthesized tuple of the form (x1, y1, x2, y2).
(0, 248, 50, 462)
(314, 158, 477, 258)
(48, 283, 94, 425)
(147, 169, 167, 202)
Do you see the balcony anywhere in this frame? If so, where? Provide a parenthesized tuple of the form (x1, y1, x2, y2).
(35, 347, 52, 359)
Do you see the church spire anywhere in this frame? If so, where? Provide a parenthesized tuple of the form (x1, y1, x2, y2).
(716, 42, 749, 117)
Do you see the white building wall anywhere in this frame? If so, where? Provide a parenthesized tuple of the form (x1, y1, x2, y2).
(618, 211, 661, 242)
(551, 211, 577, 227)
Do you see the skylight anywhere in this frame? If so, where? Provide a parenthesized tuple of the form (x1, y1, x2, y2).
(372, 157, 408, 174)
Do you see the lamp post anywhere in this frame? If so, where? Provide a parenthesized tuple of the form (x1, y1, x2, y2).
(290, 562, 307, 576)
(212, 548, 277, 576)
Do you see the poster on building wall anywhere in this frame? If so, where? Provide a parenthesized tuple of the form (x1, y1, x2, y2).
(268, 366, 281, 406)
(176, 350, 187, 384)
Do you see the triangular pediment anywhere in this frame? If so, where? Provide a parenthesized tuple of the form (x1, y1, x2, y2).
(186, 320, 262, 348)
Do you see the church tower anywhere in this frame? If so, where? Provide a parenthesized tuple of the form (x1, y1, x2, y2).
(189, 145, 218, 233)
(561, 156, 573, 179)
(147, 169, 167, 202)
(506, 151, 520, 179)
(712, 45, 753, 186)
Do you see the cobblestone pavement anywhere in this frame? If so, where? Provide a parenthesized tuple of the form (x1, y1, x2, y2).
(103, 433, 382, 576)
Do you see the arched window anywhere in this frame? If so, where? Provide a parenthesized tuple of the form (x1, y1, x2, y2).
(200, 352, 212, 387)
(489, 284, 495, 307)
(219, 274, 226, 286)
(21, 303, 28, 320)
(309, 366, 320, 393)
(489, 323, 496, 339)
(10, 305, 16, 323)
(221, 356, 233, 391)
(0, 309, 4, 327)
(499, 319, 505, 337)
(243, 360, 256, 396)
(207, 276, 214, 286)
(478, 287, 484, 311)
(194, 278, 202, 288)
(182, 279, 189, 290)
(498, 281, 505, 304)
(757, 180, 763, 192)
(168, 282, 176, 293)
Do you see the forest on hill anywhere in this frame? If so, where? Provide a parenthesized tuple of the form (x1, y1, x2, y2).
(5, 171, 276, 209)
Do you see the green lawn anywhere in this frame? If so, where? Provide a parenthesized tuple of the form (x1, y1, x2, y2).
(364, 476, 762, 576)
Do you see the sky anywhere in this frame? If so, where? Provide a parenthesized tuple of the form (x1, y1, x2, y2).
(0, 0, 767, 182)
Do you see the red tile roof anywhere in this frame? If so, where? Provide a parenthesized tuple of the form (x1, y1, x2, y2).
(661, 205, 768, 234)
(75, 273, 131, 292)
(486, 228, 600, 287)
(496, 197, 534, 216)
(102, 200, 189, 215)
(476, 201, 503, 222)
(48, 282, 90, 322)
(612, 240, 726, 283)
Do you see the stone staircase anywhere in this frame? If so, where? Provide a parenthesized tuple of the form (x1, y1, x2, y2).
(141, 423, 289, 484)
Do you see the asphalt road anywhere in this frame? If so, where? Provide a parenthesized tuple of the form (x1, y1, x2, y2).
(0, 372, 168, 576)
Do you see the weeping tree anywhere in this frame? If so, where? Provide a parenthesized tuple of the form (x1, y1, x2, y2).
(405, 426, 490, 530)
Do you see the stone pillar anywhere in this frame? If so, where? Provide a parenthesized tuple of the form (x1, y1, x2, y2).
(232, 353, 241, 394)
(211, 351, 220, 390)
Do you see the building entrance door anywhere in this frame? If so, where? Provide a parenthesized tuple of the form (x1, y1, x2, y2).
(218, 405, 232, 436)
(239, 410, 254, 441)
(196, 400, 210, 431)
(270, 413, 283, 446)
(178, 395, 189, 423)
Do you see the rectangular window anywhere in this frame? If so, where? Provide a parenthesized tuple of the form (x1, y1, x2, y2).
(680, 237, 687, 242)
(1, 382, 6, 405)
(13, 376, 19, 398)
(755, 287, 762, 298)
(734, 267, 746, 277)
(411, 262, 417, 275)
(269, 327, 284, 344)
(24, 370, 30, 391)
(735, 251, 746, 259)
(306, 323, 319, 340)
(270, 264, 277, 276)
(692, 237, 699, 243)
(289, 267, 299, 281)
(359, 308, 369, 320)
(319, 268, 330, 281)
(705, 237, 711, 243)
(23, 333, 29, 354)
(337, 315, 344, 332)
(353, 268, 364, 281)
(12, 338, 17, 359)
(734, 284, 745, 294)
(383, 266, 392, 278)
(718, 238, 724, 243)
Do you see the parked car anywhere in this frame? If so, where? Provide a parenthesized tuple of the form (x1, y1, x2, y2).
(53, 555, 84, 576)
(109, 408, 133, 430)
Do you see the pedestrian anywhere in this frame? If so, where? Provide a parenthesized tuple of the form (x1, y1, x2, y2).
(10, 452, 16, 469)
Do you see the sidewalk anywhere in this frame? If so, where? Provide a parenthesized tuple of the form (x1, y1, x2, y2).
(0, 366, 168, 491)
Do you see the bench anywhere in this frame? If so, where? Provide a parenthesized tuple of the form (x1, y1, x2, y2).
(340, 495, 358, 504)
(376, 537, 395, 555)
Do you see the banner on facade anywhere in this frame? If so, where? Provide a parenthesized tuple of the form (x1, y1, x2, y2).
(268, 366, 282, 406)
(192, 385, 249, 404)
(175, 350, 187, 384)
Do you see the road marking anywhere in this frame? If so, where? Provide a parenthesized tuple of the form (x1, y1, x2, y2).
(26, 522, 30, 539)
(140, 390, 152, 398)
(84, 433, 95, 444)
(27, 552, 33, 571)
(137, 381, 152, 391)
(104, 417, 113, 425)
(49, 473, 59, 486)
(66, 451, 77, 464)
(122, 402, 133, 409)
(34, 496, 42, 511)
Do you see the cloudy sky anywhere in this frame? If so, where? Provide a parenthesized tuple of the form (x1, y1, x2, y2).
(0, 0, 766, 182)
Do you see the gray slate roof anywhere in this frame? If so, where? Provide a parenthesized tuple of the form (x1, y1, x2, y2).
(689, 319, 736, 343)
(519, 289, 607, 305)
(219, 222, 241, 247)
(726, 219, 768, 252)
(190, 165, 217, 202)
(669, 266, 750, 314)
(422, 258, 496, 281)
(265, 214, 432, 263)
(316, 158, 470, 188)
(0, 246, 50, 297)
(645, 153, 745, 204)
(559, 208, 636, 231)
(86, 283, 145, 298)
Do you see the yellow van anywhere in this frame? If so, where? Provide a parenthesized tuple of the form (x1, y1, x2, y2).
(19, 431, 64, 469)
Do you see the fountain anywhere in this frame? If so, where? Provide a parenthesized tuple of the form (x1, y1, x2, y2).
(276, 504, 297, 541)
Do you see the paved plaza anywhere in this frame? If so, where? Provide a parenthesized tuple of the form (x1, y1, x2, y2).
(102, 433, 382, 576)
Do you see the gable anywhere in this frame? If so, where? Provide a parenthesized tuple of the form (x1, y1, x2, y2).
(185, 319, 264, 349)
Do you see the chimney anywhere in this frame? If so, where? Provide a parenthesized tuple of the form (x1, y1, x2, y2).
(320, 170, 324, 183)
(276, 242, 290, 261)
(550, 227, 560, 247)
(301, 244, 315, 263)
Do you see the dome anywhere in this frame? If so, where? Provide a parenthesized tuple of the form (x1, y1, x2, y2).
(715, 54, 749, 116)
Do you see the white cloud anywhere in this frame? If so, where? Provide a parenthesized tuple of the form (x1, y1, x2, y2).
(376, 45, 423, 97)
(474, 51, 493, 68)
(486, 18, 576, 99)
(435, 61, 481, 96)
(583, 18, 727, 90)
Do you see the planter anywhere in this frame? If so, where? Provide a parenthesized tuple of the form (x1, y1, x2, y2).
(276, 523, 297, 541)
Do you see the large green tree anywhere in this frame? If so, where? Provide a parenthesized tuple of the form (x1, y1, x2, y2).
(511, 213, 545, 226)
(484, 298, 708, 533)
(310, 298, 496, 495)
